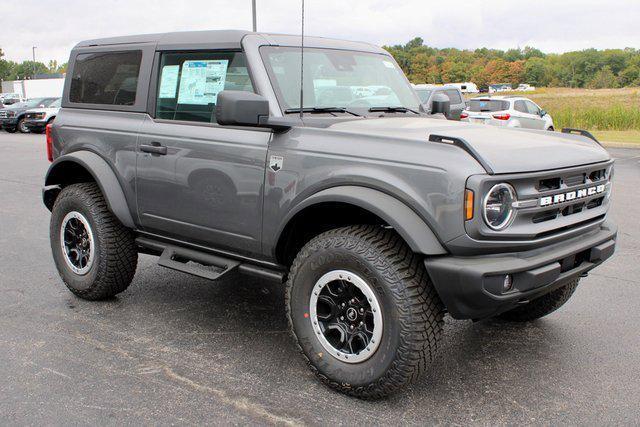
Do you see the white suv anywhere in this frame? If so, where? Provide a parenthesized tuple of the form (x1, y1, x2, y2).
(465, 96, 554, 131)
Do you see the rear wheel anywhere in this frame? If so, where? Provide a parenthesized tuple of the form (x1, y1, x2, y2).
(498, 279, 579, 322)
(286, 225, 444, 398)
(50, 183, 138, 300)
(547, 126, 555, 131)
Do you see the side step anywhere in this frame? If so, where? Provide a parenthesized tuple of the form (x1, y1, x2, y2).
(158, 246, 240, 281)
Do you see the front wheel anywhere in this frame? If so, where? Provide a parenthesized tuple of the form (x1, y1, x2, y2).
(17, 118, 30, 133)
(50, 182, 138, 300)
(498, 279, 579, 322)
(547, 126, 555, 131)
(286, 225, 444, 398)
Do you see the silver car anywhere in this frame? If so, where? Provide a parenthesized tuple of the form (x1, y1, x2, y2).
(465, 96, 555, 131)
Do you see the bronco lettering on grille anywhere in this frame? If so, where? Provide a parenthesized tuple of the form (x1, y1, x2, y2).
(540, 184, 606, 207)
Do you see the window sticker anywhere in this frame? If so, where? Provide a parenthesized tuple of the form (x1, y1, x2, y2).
(382, 60, 395, 69)
(177, 60, 229, 105)
(158, 65, 180, 98)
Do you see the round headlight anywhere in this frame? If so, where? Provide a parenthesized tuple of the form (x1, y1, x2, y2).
(483, 183, 516, 230)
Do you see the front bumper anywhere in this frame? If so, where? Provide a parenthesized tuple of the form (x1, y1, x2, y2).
(0, 118, 18, 129)
(25, 119, 47, 132)
(425, 221, 617, 319)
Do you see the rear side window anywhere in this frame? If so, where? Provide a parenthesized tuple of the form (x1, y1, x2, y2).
(70, 51, 142, 105)
(468, 99, 509, 112)
(155, 51, 254, 123)
(444, 89, 462, 104)
(514, 100, 528, 113)
(415, 89, 432, 103)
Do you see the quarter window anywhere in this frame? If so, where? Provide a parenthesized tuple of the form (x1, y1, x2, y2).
(155, 51, 254, 123)
(69, 51, 142, 105)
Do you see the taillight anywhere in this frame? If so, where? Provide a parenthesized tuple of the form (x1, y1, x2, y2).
(45, 123, 53, 162)
(492, 113, 511, 121)
(460, 112, 469, 119)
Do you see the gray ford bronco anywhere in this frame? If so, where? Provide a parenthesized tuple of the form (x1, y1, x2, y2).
(43, 30, 616, 398)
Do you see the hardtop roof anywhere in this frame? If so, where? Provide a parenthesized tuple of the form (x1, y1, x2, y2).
(73, 30, 385, 54)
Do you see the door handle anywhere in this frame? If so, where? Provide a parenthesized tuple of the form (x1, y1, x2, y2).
(140, 142, 167, 155)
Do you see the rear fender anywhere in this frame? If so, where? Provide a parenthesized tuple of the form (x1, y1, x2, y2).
(43, 151, 135, 228)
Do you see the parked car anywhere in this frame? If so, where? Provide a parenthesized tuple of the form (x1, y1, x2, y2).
(0, 97, 59, 133)
(44, 30, 615, 398)
(465, 96, 554, 130)
(413, 84, 466, 120)
(0, 93, 24, 105)
(24, 98, 61, 133)
(516, 83, 536, 92)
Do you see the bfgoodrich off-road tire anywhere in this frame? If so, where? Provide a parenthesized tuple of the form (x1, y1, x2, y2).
(286, 225, 444, 399)
(50, 183, 138, 300)
(498, 279, 579, 322)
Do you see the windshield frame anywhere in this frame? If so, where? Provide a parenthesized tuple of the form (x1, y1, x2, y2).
(259, 45, 422, 116)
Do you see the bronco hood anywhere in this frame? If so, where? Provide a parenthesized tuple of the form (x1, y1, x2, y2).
(323, 117, 611, 174)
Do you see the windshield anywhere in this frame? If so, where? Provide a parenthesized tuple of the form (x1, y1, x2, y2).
(261, 46, 421, 113)
(468, 99, 510, 112)
(415, 89, 433, 103)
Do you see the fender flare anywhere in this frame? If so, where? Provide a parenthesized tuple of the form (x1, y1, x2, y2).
(277, 186, 447, 255)
(43, 151, 135, 228)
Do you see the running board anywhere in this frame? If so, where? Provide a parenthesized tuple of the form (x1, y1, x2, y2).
(158, 246, 240, 281)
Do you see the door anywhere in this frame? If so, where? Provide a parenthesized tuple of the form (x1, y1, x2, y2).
(525, 100, 547, 129)
(136, 50, 271, 256)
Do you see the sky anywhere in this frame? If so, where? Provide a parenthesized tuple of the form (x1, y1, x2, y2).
(2, 0, 639, 64)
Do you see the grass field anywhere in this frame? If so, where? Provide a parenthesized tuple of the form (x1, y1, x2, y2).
(470, 87, 640, 143)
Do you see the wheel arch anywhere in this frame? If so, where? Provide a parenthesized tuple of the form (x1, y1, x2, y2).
(43, 151, 135, 228)
(274, 186, 447, 266)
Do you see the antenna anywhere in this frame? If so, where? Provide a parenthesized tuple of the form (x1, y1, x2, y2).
(251, 0, 257, 32)
(299, 0, 305, 121)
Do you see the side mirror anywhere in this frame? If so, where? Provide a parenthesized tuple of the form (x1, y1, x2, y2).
(216, 91, 270, 127)
(539, 109, 547, 117)
(431, 93, 451, 117)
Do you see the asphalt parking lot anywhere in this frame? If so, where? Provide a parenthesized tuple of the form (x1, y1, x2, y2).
(1, 131, 638, 425)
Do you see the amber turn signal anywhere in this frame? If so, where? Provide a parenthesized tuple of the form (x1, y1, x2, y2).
(464, 189, 474, 220)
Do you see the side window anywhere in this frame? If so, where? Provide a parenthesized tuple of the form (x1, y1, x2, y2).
(155, 51, 254, 123)
(514, 100, 528, 113)
(70, 51, 142, 105)
(444, 89, 462, 104)
(525, 100, 540, 115)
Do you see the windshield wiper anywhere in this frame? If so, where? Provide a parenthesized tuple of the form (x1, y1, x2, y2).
(284, 107, 361, 117)
(368, 106, 420, 115)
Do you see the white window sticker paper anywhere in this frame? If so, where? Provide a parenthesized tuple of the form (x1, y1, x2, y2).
(177, 60, 229, 105)
(158, 65, 180, 98)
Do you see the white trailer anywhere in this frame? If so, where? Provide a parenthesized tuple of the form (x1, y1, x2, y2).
(447, 82, 479, 94)
(1, 77, 65, 99)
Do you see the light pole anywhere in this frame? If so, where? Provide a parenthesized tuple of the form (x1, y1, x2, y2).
(32, 46, 37, 78)
(252, 0, 256, 31)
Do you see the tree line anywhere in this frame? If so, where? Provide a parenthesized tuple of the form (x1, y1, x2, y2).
(384, 37, 640, 89)
(0, 48, 67, 81)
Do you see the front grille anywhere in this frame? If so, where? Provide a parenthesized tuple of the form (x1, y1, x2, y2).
(0, 111, 7, 119)
(466, 160, 613, 241)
